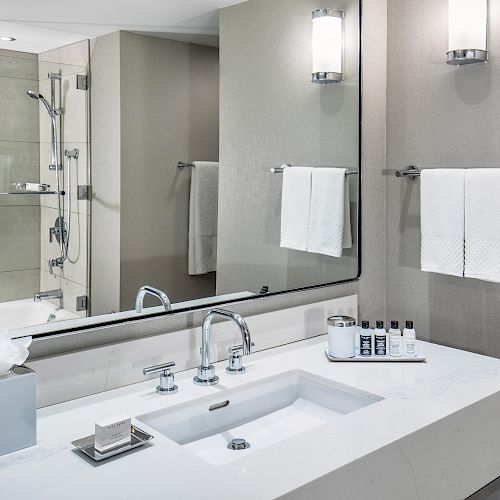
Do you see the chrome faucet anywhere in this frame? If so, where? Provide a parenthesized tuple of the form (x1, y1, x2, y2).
(34, 289, 63, 303)
(135, 285, 172, 313)
(193, 308, 252, 386)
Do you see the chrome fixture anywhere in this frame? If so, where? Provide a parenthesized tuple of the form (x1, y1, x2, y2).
(27, 72, 76, 272)
(227, 438, 250, 450)
(395, 165, 421, 180)
(143, 361, 178, 395)
(65, 148, 79, 160)
(447, 0, 488, 65)
(271, 163, 358, 175)
(34, 289, 63, 303)
(0, 36, 16, 42)
(47, 314, 56, 323)
(312, 9, 344, 84)
(177, 160, 194, 169)
(135, 286, 172, 313)
(226, 342, 255, 375)
(194, 308, 252, 386)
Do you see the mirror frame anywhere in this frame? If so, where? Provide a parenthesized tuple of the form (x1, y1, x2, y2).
(12, 0, 362, 341)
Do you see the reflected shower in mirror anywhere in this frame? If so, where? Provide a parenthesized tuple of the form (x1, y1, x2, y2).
(0, 0, 360, 335)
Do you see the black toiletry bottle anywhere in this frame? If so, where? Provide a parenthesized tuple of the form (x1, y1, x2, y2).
(374, 320, 387, 356)
(359, 321, 372, 356)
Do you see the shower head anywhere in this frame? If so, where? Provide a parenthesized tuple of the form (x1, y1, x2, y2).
(26, 90, 56, 118)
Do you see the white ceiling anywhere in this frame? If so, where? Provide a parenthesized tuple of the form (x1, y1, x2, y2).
(0, 0, 245, 53)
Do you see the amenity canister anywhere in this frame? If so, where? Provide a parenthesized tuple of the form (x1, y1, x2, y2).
(0, 365, 36, 456)
(327, 316, 356, 358)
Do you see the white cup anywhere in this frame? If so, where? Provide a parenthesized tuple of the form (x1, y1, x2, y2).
(328, 315, 356, 358)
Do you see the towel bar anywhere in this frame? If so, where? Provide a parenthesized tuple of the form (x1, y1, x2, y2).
(177, 161, 194, 169)
(271, 164, 359, 175)
(395, 165, 420, 180)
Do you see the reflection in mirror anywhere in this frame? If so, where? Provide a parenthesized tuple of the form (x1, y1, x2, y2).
(0, 0, 360, 335)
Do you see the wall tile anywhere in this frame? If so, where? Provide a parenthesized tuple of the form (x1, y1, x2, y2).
(0, 76, 39, 142)
(0, 205, 40, 272)
(0, 141, 39, 207)
(0, 269, 39, 302)
(0, 53, 38, 80)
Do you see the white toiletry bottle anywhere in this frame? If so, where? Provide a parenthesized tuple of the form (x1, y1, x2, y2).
(359, 321, 372, 357)
(374, 320, 387, 356)
(389, 320, 402, 357)
(403, 321, 416, 357)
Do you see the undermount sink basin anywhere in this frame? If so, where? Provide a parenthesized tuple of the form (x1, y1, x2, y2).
(137, 369, 383, 465)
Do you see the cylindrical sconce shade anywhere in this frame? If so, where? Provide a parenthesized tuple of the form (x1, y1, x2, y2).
(447, 0, 488, 65)
(312, 9, 343, 83)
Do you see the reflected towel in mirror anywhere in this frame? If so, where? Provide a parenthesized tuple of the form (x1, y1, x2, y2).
(188, 161, 219, 275)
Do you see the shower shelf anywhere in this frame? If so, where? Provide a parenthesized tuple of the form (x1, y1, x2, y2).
(0, 191, 64, 196)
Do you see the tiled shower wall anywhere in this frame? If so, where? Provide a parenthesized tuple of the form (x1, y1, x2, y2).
(0, 49, 40, 302)
(38, 40, 90, 317)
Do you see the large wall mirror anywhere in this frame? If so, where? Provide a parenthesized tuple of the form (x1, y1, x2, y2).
(0, 0, 360, 338)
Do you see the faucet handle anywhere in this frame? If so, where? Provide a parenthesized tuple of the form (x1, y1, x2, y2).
(227, 342, 255, 355)
(143, 361, 178, 395)
(226, 343, 254, 375)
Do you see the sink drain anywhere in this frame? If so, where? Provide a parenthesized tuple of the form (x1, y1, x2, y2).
(227, 438, 250, 450)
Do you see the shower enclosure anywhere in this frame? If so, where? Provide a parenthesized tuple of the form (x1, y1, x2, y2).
(0, 40, 91, 328)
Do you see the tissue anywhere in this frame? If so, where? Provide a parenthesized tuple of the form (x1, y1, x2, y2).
(0, 329, 32, 375)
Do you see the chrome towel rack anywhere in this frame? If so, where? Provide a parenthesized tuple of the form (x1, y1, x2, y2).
(271, 163, 359, 175)
(395, 165, 420, 180)
(177, 161, 194, 169)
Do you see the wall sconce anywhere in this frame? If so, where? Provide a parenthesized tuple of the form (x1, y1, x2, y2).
(312, 8, 344, 84)
(447, 0, 488, 65)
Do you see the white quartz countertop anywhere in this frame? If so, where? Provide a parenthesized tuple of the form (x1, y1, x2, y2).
(2, 337, 500, 500)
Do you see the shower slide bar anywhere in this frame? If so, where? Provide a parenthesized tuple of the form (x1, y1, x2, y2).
(271, 164, 359, 175)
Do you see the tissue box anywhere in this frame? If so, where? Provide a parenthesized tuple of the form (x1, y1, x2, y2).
(0, 365, 36, 456)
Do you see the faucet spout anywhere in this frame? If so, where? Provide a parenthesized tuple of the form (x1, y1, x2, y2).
(34, 288, 63, 303)
(135, 285, 172, 313)
(194, 308, 252, 386)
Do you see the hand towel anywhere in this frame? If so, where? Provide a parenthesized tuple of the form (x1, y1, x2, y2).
(307, 168, 348, 258)
(420, 168, 465, 277)
(188, 161, 219, 275)
(465, 169, 500, 283)
(280, 167, 312, 252)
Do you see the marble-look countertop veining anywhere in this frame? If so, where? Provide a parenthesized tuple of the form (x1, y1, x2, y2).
(2, 337, 500, 500)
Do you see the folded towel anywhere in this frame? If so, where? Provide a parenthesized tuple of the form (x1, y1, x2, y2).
(280, 167, 313, 252)
(307, 167, 350, 257)
(465, 169, 500, 283)
(420, 169, 465, 277)
(188, 161, 219, 275)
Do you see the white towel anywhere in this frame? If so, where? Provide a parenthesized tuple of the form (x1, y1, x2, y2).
(420, 169, 465, 277)
(465, 169, 500, 283)
(188, 161, 219, 275)
(280, 167, 312, 252)
(307, 168, 351, 257)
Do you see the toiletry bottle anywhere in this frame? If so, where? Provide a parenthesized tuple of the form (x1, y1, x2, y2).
(389, 321, 402, 357)
(359, 321, 372, 357)
(374, 321, 387, 356)
(403, 321, 416, 357)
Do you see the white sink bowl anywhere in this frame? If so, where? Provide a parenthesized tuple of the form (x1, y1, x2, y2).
(137, 369, 383, 465)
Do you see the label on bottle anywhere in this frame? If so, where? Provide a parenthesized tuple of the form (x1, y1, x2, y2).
(360, 334, 372, 356)
(405, 340, 416, 357)
(374, 334, 387, 356)
(389, 335, 402, 357)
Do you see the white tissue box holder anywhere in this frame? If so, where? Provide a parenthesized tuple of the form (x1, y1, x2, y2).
(0, 365, 36, 456)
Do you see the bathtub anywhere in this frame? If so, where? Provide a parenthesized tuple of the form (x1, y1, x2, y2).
(0, 299, 80, 331)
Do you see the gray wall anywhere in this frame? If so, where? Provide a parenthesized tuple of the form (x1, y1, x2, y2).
(119, 32, 218, 308)
(217, 0, 359, 295)
(386, 0, 500, 355)
(91, 32, 122, 315)
(91, 32, 219, 314)
(0, 49, 40, 302)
